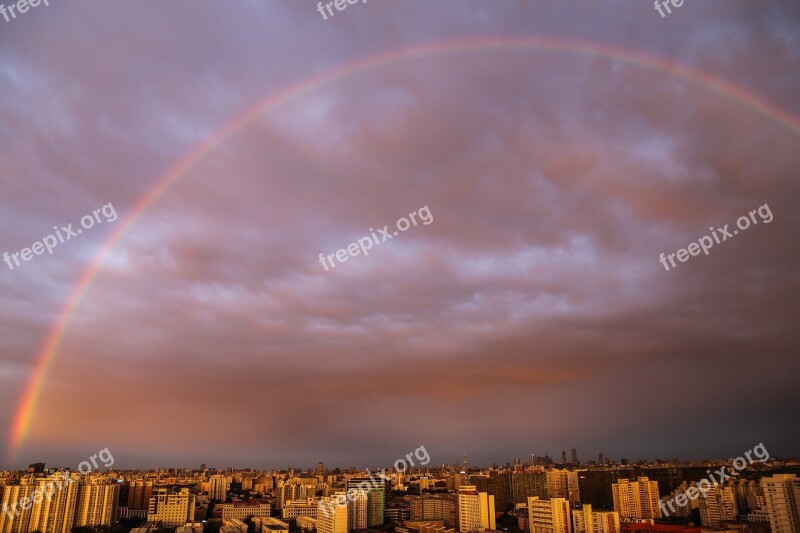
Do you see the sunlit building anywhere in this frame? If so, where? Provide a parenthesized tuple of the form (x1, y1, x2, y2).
(612, 478, 661, 519)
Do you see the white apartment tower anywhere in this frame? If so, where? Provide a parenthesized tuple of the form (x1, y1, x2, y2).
(762, 474, 800, 533)
(612, 477, 661, 519)
(528, 497, 572, 533)
(457, 486, 495, 533)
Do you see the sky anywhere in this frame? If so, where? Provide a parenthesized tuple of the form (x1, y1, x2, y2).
(1, 0, 799, 471)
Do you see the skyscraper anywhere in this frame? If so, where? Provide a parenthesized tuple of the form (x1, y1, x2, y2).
(528, 497, 572, 533)
(457, 486, 495, 533)
(612, 477, 661, 519)
(572, 449, 579, 466)
(762, 474, 800, 533)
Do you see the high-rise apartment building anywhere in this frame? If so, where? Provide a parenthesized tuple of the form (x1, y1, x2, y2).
(317, 494, 347, 533)
(566, 471, 581, 507)
(209, 475, 228, 502)
(473, 475, 508, 512)
(572, 450, 579, 466)
(457, 486, 495, 533)
(548, 470, 569, 500)
(0, 484, 36, 533)
(762, 474, 800, 533)
(347, 490, 368, 531)
(28, 473, 80, 533)
(147, 488, 195, 527)
(732, 479, 764, 513)
(572, 504, 619, 533)
(127, 480, 154, 511)
(612, 478, 661, 519)
(527, 497, 571, 533)
(74, 477, 120, 527)
(699, 485, 738, 528)
(508, 473, 549, 506)
(347, 478, 387, 527)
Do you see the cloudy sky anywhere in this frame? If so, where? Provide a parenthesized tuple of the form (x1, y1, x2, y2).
(1, 1, 799, 470)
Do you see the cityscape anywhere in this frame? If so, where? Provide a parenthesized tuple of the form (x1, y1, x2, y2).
(2, 5, 799, 533)
(2, 447, 800, 533)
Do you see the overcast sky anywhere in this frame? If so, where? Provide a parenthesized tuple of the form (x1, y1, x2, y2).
(1, 0, 799, 470)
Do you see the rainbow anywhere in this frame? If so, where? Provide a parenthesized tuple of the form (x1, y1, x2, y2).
(8, 35, 800, 463)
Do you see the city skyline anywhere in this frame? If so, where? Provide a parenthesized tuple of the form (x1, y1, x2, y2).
(1, 2, 799, 472)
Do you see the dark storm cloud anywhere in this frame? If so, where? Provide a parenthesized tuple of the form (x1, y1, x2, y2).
(1, 0, 799, 468)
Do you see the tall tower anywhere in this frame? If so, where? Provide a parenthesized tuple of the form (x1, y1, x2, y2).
(463, 451, 468, 473)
